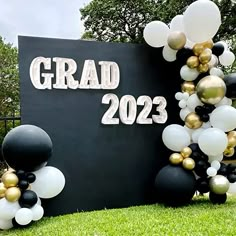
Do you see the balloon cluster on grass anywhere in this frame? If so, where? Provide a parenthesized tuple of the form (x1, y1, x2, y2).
(144, 0, 236, 206)
(0, 125, 65, 230)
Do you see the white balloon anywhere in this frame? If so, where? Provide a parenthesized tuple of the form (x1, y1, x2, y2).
(208, 154, 223, 163)
(184, 126, 195, 137)
(198, 128, 228, 156)
(15, 208, 33, 226)
(175, 92, 184, 100)
(182, 92, 189, 100)
(37, 197, 41, 206)
(202, 121, 212, 129)
(180, 107, 192, 121)
(210, 105, 236, 132)
(31, 166, 65, 199)
(211, 160, 221, 171)
(228, 182, 236, 194)
(162, 44, 177, 62)
(144, 21, 170, 48)
(209, 67, 224, 78)
(218, 41, 228, 50)
(31, 204, 44, 221)
(180, 65, 199, 81)
(0, 198, 20, 220)
(219, 51, 235, 66)
(170, 15, 184, 32)
(178, 99, 187, 109)
(0, 219, 13, 230)
(207, 167, 217, 177)
(192, 128, 204, 143)
(162, 124, 191, 151)
(187, 94, 203, 110)
(215, 97, 232, 107)
(208, 55, 219, 69)
(183, 0, 221, 43)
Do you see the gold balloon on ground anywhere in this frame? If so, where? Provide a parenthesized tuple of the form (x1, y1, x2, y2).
(181, 147, 192, 158)
(169, 153, 183, 165)
(185, 112, 203, 129)
(167, 31, 186, 50)
(2, 173, 19, 188)
(187, 56, 199, 69)
(196, 75, 226, 105)
(182, 158, 195, 170)
(199, 48, 212, 64)
(181, 81, 195, 95)
(224, 147, 235, 157)
(5, 187, 21, 202)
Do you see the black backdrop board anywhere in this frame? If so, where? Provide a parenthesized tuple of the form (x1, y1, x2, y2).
(18, 36, 180, 216)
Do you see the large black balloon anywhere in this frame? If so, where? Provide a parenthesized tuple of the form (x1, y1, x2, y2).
(209, 192, 227, 204)
(19, 190, 38, 208)
(224, 73, 236, 99)
(2, 125, 52, 171)
(154, 165, 196, 206)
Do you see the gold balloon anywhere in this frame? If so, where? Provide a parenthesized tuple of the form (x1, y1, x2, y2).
(5, 187, 21, 202)
(202, 39, 214, 49)
(0, 182, 7, 198)
(209, 175, 230, 194)
(181, 147, 192, 159)
(185, 112, 203, 129)
(193, 43, 205, 56)
(199, 48, 212, 64)
(228, 131, 236, 140)
(227, 136, 236, 148)
(2, 173, 19, 188)
(182, 158, 195, 170)
(196, 75, 226, 105)
(187, 56, 199, 69)
(167, 31, 186, 50)
(181, 81, 195, 95)
(197, 63, 209, 73)
(224, 147, 235, 157)
(169, 153, 183, 165)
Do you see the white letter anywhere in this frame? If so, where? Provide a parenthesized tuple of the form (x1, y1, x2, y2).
(99, 61, 120, 89)
(29, 57, 53, 89)
(53, 57, 78, 89)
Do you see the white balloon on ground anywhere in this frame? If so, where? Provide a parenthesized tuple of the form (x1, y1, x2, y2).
(31, 204, 44, 221)
(183, 0, 221, 43)
(210, 105, 236, 132)
(211, 160, 221, 171)
(198, 128, 228, 156)
(192, 128, 204, 143)
(170, 15, 184, 32)
(208, 154, 223, 163)
(162, 124, 191, 151)
(187, 94, 203, 110)
(180, 65, 199, 81)
(207, 167, 217, 177)
(162, 44, 177, 62)
(228, 182, 236, 194)
(143, 21, 170, 48)
(31, 166, 65, 199)
(215, 97, 232, 107)
(219, 51, 235, 66)
(180, 107, 192, 121)
(15, 208, 33, 226)
(210, 67, 224, 78)
(0, 219, 13, 230)
(0, 198, 21, 220)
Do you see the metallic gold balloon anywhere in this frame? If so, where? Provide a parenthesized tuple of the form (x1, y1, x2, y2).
(169, 153, 183, 165)
(167, 31, 186, 50)
(227, 136, 236, 148)
(224, 147, 235, 157)
(209, 175, 230, 194)
(228, 131, 236, 140)
(199, 48, 212, 64)
(197, 63, 209, 73)
(202, 39, 214, 49)
(0, 182, 7, 198)
(185, 112, 203, 129)
(5, 187, 21, 202)
(181, 147, 192, 158)
(193, 43, 205, 56)
(182, 158, 195, 170)
(2, 173, 19, 188)
(187, 56, 199, 69)
(196, 75, 226, 105)
(181, 81, 195, 95)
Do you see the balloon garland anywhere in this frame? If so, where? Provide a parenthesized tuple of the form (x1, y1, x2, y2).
(0, 125, 65, 230)
(144, 0, 236, 206)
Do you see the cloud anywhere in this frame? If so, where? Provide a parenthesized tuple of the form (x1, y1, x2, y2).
(0, 0, 90, 45)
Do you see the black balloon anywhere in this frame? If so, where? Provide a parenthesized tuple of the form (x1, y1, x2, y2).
(196, 178, 209, 194)
(227, 174, 236, 183)
(176, 48, 194, 65)
(200, 114, 210, 122)
(194, 160, 210, 177)
(27, 173, 36, 183)
(218, 163, 228, 176)
(224, 73, 236, 99)
(2, 125, 52, 171)
(154, 165, 196, 206)
(189, 143, 200, 153)
(212, 43, 225, 56)
(18, 180, 29, 190)
(209, 192, 227, 204)
(19, 190, 38, 208)
(16, 170, 26, 180)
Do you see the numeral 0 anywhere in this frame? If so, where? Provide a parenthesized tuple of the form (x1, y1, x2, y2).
(101, 94, 167, 125)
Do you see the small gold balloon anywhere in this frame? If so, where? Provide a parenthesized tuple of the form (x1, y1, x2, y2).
(185, 112, 203, 129)
(182, 158, 195, 170)
(169, 153, 183, 165)
(2, 173, 19, 188)
(228, 131, 236, 140)
(0, 182, 7, 198)
(196, 75, 226, 105)
(227, 136, 236, 148)
(187, 56, 199, 69)
(193, 43, 205, 56)
(181, 81, 195, 95)
(5, 187, 21, 202)
(167, 31, 186, 50)
(197, 63, 209, 73)
(199, 48, 212, 64)
(202, 39, 214, 49)
(181, 147, 192, 158)
(224, 147, 235, 157)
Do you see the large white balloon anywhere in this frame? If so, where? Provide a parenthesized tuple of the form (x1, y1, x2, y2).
(31, 166, 65, 199)
(162, 44, 177, 62)
(219, 51, 235, 66)
(0, 219, 13, 230)
(0, 198, 20, 220)
(180, 65, 199, 81)
(198, 128, 228, 156)
(170, 15, 184, 32)
(162, 124, 191, 151)
(144, 21, 170, 48)
(15, 208, 33, 226)
(187, 94, 203, 111)
(210, 105, 236, 132)
(208, 154, 223, 163)
(192, 128, 204, 143)
(183, 0, 221, 43)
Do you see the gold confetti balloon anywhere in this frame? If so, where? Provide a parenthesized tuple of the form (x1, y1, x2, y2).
(169, 153, 183, 165)
(185, 112, 203, 129)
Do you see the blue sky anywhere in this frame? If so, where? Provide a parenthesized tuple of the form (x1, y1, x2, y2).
(0, 0, 91, 45)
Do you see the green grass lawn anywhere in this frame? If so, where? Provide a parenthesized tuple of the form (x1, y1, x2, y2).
(2, 196, 236, 236)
